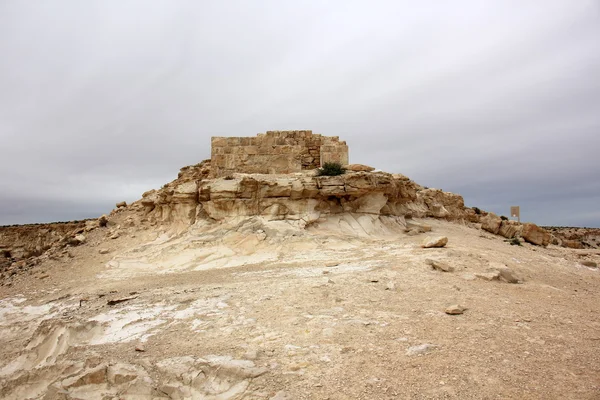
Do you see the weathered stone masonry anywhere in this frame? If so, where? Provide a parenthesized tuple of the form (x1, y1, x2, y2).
(210, 130, 349, 178)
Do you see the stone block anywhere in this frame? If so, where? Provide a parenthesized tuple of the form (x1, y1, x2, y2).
(211, 137, 228, 147)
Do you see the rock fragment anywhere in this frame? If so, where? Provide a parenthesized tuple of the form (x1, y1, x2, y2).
(98, 214, 109, 227)
(445, 304, 466, 315)
(426, 258, 455, 272)
(345, 164, 375, 172)
(498, 268, 521, 283)
(68, 234, 86, 246)
(475, 271, 500, 281)
(581, 261, 597, 268)
(422, 236, 448, 248)
(406, 343, 437, 356)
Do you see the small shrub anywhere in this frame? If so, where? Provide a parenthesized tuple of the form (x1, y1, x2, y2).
(506, 237, 522, 246)
(472, 207, 481, 215)
(317, 162, 346, 176)
(224, 175, 235, 180)
(500, 215, 508, 221)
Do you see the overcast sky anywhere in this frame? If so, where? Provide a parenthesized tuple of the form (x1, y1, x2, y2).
(1, 1, 599, 227)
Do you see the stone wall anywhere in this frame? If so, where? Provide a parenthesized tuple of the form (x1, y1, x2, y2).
(210, 130, 348, 178)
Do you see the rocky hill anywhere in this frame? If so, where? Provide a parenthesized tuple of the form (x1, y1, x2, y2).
(0, 158, 599, 399)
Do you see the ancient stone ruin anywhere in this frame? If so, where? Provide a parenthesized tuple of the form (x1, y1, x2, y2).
(210, 130, 349, 178)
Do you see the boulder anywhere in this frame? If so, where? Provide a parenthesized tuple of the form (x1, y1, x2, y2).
(521, 223, 551, 247)
(116, 201, 127, 208)
(499, 220, 523, 239)
(481, 213, 502, 235)
(98, 214, 109, 227)
(421, 236, 448, 248)
(68, 234, 86, 246)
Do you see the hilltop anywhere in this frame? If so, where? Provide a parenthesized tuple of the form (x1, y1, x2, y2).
(0, 131, 598, 399)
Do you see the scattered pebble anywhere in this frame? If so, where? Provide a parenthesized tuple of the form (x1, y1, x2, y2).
(445, 304, 466, 315)
(406, 343, 437, 356)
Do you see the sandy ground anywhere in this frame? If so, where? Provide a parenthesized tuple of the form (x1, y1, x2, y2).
(1, 215, 599, 399)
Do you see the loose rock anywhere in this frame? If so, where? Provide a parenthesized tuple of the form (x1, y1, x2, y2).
(69, 234, 86, 246)
(98, 214, 109, 227)
(426, 258, 455, 272)
(422, 236, 448, 248)
(498, 268, 521, 283)
(445, 304, 466, 315)
(475, 271, 500, 281)
(581, 261, 597, 268)
(406, 343, 437, 356)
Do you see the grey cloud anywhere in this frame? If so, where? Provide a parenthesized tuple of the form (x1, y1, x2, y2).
(1, 0, 599, 226)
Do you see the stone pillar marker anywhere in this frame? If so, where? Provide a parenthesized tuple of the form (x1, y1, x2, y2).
(510, 206, 520, 223)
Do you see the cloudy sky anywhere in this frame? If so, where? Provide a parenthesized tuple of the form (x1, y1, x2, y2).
(1, 1, 599, 227)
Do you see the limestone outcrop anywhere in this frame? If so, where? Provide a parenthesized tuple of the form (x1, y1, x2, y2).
(480, 212, 550, 246)
(138, 167, 475, 228)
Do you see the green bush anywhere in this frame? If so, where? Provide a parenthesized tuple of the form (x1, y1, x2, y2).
(472, 207, 481, 215)
(505, 237, 522, 246)
(500, 215, 508, 221)
(317, 162, 346, 176)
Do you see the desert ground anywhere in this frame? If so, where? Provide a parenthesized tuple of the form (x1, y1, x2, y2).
(1, 209, 599, 399)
